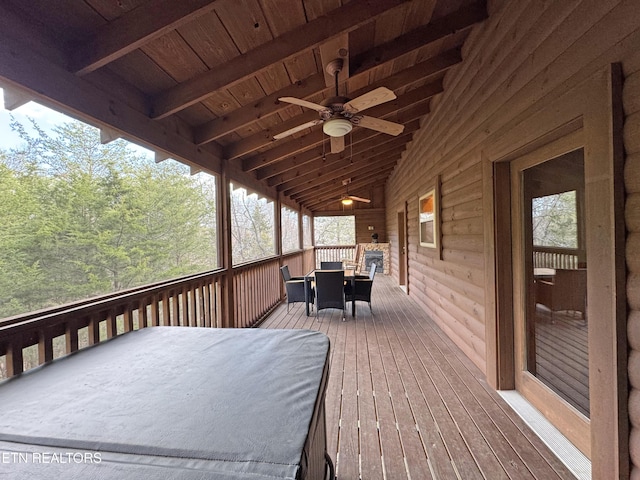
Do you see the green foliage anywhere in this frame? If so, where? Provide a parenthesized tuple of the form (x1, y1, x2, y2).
(314, 216, 356, 246)
(230, 187, 275, 264)
(0, 118, 217, 319)
(281, 206, 299, 253)
(532, 191, 578, 248)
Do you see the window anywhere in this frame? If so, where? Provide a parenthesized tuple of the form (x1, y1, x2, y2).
(314, 216, 355, 245)
(303, 215, 312, 247)
(230, 184, 275, 264)
(281, 206, 299, 253)
(532, 190, 578, 248)
(0, 94, 218, 319)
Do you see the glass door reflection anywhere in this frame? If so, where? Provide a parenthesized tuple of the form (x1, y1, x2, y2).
(523, 149, 589, 417)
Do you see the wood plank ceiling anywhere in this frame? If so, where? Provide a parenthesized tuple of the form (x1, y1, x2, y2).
(0, 0, 486, 213)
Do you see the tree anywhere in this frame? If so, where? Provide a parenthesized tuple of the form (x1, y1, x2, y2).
(314, 216, 355, 245)
(532, 191, 578, 248)
(0, 117, 217, 318)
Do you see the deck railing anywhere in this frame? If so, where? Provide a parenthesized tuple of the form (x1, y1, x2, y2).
(233, 257, 282, 329)
(315, 245, 356, 268)
(533, 246, 581, 269)
(0, 250, 308, 380)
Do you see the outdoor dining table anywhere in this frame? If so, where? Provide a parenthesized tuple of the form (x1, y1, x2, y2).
(304, 269, 356, 317)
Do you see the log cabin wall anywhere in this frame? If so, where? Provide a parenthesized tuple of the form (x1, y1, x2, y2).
(624, 43, 640, 479)
(385, 0, 640, 476)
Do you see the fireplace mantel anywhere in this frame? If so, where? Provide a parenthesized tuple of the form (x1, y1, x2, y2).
(358, 243, 390, 275)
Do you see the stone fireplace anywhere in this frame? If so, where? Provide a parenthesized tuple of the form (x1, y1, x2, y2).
(358, 243, 390, 274)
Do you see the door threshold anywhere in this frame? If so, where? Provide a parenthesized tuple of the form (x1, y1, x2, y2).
(498, 390, 590, 480)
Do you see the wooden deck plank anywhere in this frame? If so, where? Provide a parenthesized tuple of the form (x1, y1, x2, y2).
(259, 276, 578, 480)
(337, 318, 360, 479)
(367, 312, 410, 479)
(374, 301, 435, 479)
(404, 297, 577, 479)
(355, 316, 385, 479)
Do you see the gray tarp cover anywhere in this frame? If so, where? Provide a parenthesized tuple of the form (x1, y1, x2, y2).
(0, 327, 330, 479)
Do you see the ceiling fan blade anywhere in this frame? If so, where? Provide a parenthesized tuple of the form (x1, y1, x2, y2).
(357, 115, 405, 136)
(348, 195, 371, 203)
(343, 87, 396, 114)
(330, 135, 345, 154)
(278, 97, 329, 113)
(273, 119, 323, 140)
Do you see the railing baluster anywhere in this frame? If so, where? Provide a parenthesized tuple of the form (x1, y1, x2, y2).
(123, 305, 134, 333)
(0, 255, 306, 378)
(66, 319, 79, 354)
(88, 315, 100, 345)
(38, 329, 54, 364)
(6, 336, 24, 377)
(106, 310, 117, 339)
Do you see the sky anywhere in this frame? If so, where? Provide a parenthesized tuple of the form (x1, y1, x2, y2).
(0, 87, 75, 150)
(0, 88, 154, 160)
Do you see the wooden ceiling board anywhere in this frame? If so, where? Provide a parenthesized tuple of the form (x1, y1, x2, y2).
(141, 31, 208, 83)
(372, 3, 410, 46)
(176, 104, 218, 127)
(228, 77, 268, 107)
(150, 0, 412, 119)
(283, 51, 321, 84)
(255, 64, 294, 95)
(0, 0, 489, 212)
(9, 0, 105, 43)
(201, 90, 243, 117)
(84, 0, 146, 20)
(402, 0, 437, 31)
(108, 50, 177, 96)
(259, 0, 308, 36)
(178, 12, 240, 69)
(302, 0, 341, 22)
(214, 0, 274, 53)
(348, 22, 376, 59)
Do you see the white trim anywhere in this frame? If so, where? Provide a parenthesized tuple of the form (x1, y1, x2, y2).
(498, 390, 590, 480)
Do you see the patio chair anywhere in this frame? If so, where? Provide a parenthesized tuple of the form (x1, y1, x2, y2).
(345, 264, 376, 313)
(341, 244, 362, 271)
(535, 268, 587, 321)
(315, 270, 346, 321)
(320, 261, 343, 270)
(280, 265, 312, 313)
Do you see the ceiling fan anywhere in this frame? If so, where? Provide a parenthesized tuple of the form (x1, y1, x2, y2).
(340, 179, 371, 206)
(274, 58, 405, 154)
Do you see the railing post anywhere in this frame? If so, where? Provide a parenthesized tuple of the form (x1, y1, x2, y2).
(219, 164, 235, 328)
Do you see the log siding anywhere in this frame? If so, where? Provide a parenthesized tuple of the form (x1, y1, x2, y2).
(386, 0, 639, 477)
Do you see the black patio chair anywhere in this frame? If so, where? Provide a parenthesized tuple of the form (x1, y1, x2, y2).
(314, 270, 346, 321)
(320, 261, 343, 270)
(280, 265, 311, 313)
(345, 264, 376, 313)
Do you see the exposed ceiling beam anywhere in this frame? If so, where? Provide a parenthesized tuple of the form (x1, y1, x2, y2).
(150, 0, 411, 119)
(242, 101, 431, 172)
(350, 2, 487, 75)
(266, 129, 416, 187)
(286, 153, 401, 198)
(193, 75, 327, 144)
(224, 78, 442, 160)
(302, 163, 398, 203)
(0, 26, 228, 178)
(273, 134, 412, 191)
(70, 0, 222, 75)
(194, 42, 461, 146)
(302, 166, 398, 209)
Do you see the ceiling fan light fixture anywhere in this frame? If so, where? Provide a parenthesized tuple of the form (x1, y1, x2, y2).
(341, 197, 354, 206)
(323, 118, 352, 137)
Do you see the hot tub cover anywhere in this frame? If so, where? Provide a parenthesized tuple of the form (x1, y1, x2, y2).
(0, 327, 330, 479)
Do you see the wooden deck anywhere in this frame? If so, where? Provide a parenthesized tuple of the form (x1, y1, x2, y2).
(535, 307, 589, 417)
(262, 275, 577, 480)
